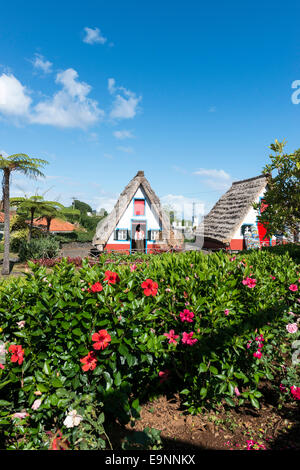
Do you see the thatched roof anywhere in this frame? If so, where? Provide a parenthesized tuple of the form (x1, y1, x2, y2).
(93, 170, 182, 247)
(197, 174, 269, 245)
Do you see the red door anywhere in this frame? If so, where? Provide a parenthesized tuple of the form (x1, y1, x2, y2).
(257, 200, 269, 246)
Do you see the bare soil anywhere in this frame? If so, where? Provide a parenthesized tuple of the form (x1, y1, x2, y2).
(109, 393, 300, 451)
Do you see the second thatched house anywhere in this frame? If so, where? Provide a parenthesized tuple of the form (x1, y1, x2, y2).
(93, 171, 183, 253)
(195, 174, 276, 251)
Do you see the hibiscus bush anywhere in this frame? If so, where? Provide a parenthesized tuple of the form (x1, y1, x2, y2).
(0, 247, 299, 449)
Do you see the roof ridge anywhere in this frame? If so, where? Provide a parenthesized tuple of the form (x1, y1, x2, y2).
(232, 173, 270, 185)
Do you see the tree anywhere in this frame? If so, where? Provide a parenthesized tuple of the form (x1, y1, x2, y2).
(73, 199, 93, 215)
(60, 206, 81, 224)
(0, 154, 48, 275)
(10, 195, 64, 240)
(254, 140, 300, 242)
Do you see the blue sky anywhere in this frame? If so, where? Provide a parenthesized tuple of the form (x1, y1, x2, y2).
(0, 0, 300, 219)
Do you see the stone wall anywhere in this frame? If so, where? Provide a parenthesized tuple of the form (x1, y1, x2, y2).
(59, 242, 93, 258)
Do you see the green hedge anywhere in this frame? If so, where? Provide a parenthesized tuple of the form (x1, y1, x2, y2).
(0, 249, 299, 449)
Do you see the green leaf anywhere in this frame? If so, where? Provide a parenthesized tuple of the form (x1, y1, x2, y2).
(43, 361, 51, 376)
(250, 396, 260, 409)
(114, 371, 122, 387)
(73, 328, 82, 336)
(103, 371, 113, 391)
(225, 397, 235, 407)
(0, 400, 11, 406)
(199, 363, 207, 373)
(51, 377, 63, 388)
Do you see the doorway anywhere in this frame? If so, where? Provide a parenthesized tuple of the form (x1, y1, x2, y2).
(131, 220, 146, 253)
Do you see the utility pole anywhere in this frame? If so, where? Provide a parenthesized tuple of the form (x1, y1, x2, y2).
(192, 202, 195, 226)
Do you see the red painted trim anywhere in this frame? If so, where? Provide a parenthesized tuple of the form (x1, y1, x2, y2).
(104, 244, 130, 253)
(229, 239, 244, 250)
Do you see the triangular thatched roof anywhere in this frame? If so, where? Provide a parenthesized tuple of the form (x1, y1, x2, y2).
(93, 170, 182, 247)
(197, 174, 269, 245)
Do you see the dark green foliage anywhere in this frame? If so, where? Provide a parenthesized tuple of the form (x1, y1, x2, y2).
(18, 237, 60, 261)
(73, 200, 93, 215)
(0, 248, 299, 449)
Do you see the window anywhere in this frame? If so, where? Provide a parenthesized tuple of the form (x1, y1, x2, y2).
(134, 199, 145, 216)
(149, 230, 160, 241)
(241, 224, 253, 236)
(118, 229, 128, 241)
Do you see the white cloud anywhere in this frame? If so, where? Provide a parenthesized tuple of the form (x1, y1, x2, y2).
(93, 191, 118, 212)
(108, 78, 141, 120)
(117, 146, 134, 154)
(56, 69, 91, 101)
(108, 78, 116, 94)
(30, 68, 104, 128)
(0, 73, 32, 116)
(31, 54, 53, 74)
(113, 130, 134, 139)
(83, 27, 107, 45)
(194, 168, 230, 179)
(193, 168, 232, 190)
(161, 194, 205, 220)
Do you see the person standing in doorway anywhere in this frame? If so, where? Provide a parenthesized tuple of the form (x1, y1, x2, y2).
(135, 224, 145, 252)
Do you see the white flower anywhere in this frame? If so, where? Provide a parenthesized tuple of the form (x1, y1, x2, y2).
(17, 321, 26, 328)
(63, 409, 83, 428)
(31, 399, 42, 410)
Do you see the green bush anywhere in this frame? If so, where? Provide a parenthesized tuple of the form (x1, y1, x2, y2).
(53, 232, 78, 244)
(75, 230, 94, 242)
(18, 237, 60, 261)
(0, 249, 299, 449)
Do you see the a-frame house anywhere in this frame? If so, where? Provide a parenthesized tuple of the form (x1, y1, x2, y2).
(93, 171, 183, 253)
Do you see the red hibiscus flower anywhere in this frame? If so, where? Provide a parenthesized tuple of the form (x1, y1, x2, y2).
(290, 386, 300, 401)
(141, 279, 158, 296)
(253, 350, 262, 359)
(164, 329, 179, 344)
(8, 345, 24, 365)
(47, 430, 70, 450)
(159, 369, 170, 384)
(92, 329, 111, 350)
(289, 284, 298, 292)
(88, 281, 103, 293)
(80, 351, 97, 371)
(182, 332, 198, 346)
(242, 277, 257, 288)
(179, 309, 195, 323)
(104, 270, 120, 284)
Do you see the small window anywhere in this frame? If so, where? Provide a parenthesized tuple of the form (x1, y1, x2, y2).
(241, 224, 253, 236)
(118, 229, 128, 241)
(134, 199, 145, 216)
(149, 230, 160, 241)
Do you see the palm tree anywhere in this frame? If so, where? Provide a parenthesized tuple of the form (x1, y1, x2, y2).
(10, 196, 64, 240)
(0, 154, 48, 275)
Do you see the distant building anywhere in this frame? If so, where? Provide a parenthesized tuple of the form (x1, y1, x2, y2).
(32, 218, 76, 234)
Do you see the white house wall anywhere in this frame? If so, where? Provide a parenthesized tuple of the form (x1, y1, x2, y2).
(107, 186, 161, 243)
(231, 187, 267, 240)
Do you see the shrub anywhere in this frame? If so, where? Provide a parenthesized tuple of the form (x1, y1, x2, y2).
(18, 237, 60, 261)
(10, 228, 29, 253)
(0, 249, 299, 449)
(75, 230, 95, 243)
(53, 232, 78, 244)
